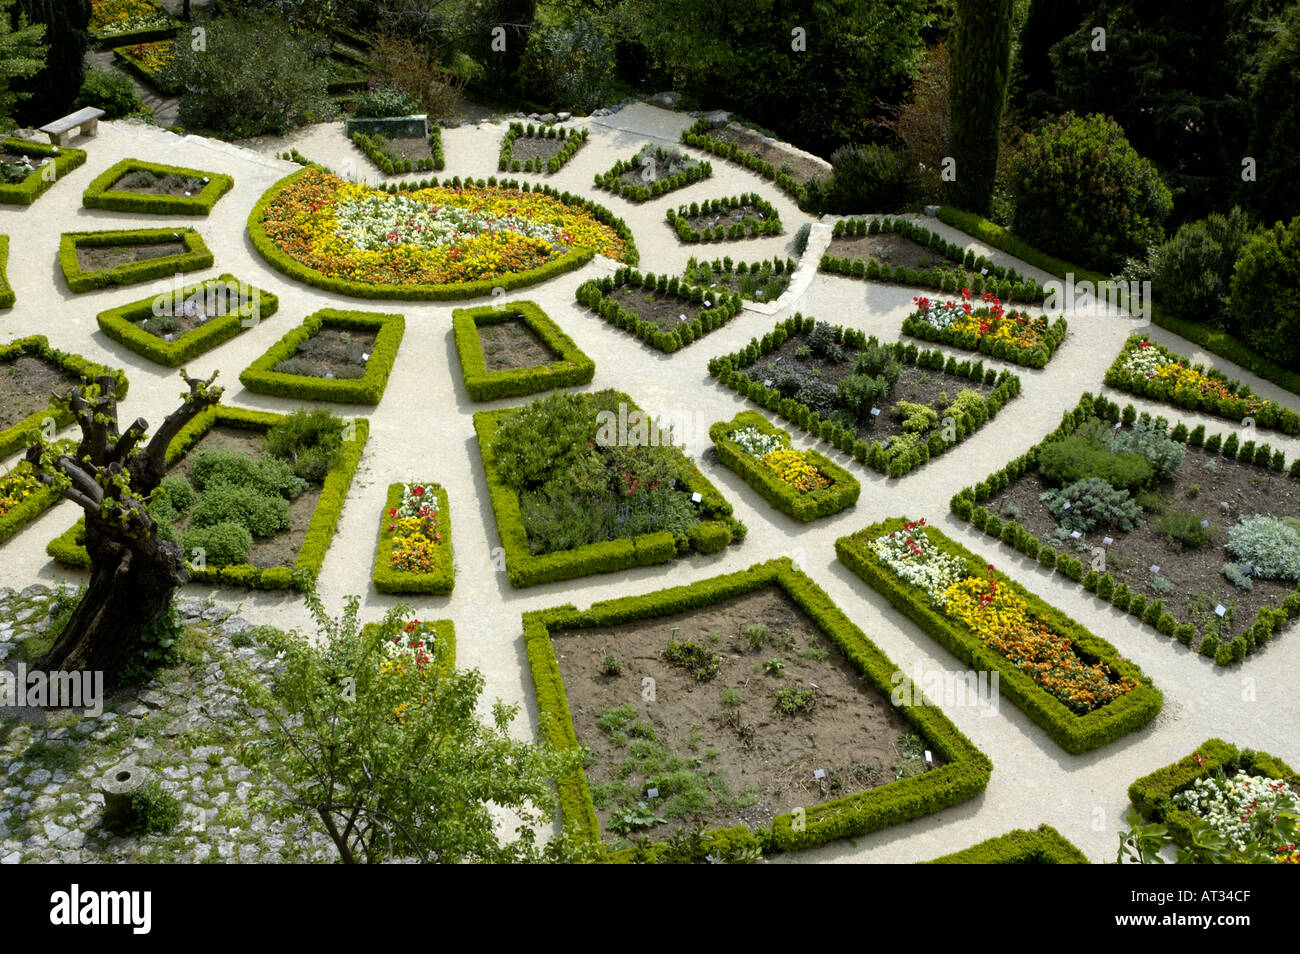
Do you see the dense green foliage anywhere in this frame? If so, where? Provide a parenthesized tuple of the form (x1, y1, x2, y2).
(948, 0, 1011, 215)
(7, 0, 84, 128)
(1149, 207, 1259, 322)
(1227, 215, 1300, 367)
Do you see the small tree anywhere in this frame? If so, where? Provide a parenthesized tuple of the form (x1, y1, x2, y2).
(948, 0, 1012, 216)
(1228, 215, 1300, 366)
(0, 0, 47, 129)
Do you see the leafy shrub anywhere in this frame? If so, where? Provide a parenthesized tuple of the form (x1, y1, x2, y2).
(350, 84, 422, 118)
(794, 223, 812, 255)
(1156, 509, 1214, 550)
(813, 144, 910, 214)
(490, 391, 594, 493)
(190, 483, 291, 539)
(263, 408, 346, 483)
(1040, 477, 1142, 532)
(157, 474, 198, 514)
(189, 448, 307, 499)
(518, 14, 615, 113)
(75, 68, 144, 120)
(1221, 562, 1254, 591)
(1106, 418, 1185, 480)
(600, 652, 624, 676)
(1149, 207, 1259, 323)
(1038, 423, 1154, 491)
(663, 640, 721, 682)
(180, 521, 255, 566)
(836, 373, 891, 421)
(104, 782, 182, 836)
(1225, 515, 1300, 581)
(1227, 215, 1300, 367)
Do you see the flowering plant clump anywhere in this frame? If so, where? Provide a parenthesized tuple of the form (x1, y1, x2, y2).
(731, 425, 782, 459)
(868, 519, 966, 605)
(761, 447, 831, 492)
(910, 289, 1047, 351)
(260, 168, 630, 288)
(0, 463, 42, 520)
(1116, 338, 1270, 416)
(380, 619, 441, 675)
(384, 483, 442, 574)
(90, 0, 173, 35)
(123, 39, 175, 76)
(1173, 772, 1300, 860)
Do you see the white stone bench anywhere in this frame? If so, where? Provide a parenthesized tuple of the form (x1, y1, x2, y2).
(39, 107, 106, 147)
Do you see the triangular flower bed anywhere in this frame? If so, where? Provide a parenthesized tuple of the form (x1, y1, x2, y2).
(453, 300, 593, 400)
(575, 266, 743, 353)
(593, 143, 712, 202)
(666, 193, 781, 243)
(83, 158, 234, 215)
(59, 227, 214, 293)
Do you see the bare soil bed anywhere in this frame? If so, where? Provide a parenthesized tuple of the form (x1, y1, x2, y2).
(0, 356, 78, 430)
(607, 286, 713, 333)
(274, 327, 377, 380)
(707, 123, 828, 187)
(477, 318, 557, 372)
(383, 136, 438, 163)
(680, 204, 773, 233)
(75, 240, 187, 272)
(829, 232, 947, 271)
(509, 136, 567, 163)
(109, 169, 205, 196)
(138, 294, 242, 339)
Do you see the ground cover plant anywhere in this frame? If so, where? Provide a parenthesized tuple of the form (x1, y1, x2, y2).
(0, 234, 12, 308)
(452, 300, 593, 400)
(524, 558, 991, 859)
(708, 314, 1021, 478)
(903, 289, 1067, 369)
(498, 122, 588, 174)
(666, 193, 781, 243)
(950, 393, 1300, 664)
(593, 143, 711, 202)
(474, 389, 744, 587)
(350, 127, 445, 174)
(82, 159, 233, 215)
(681, 255, 797, 304)
(837, 518, 1163, 753)
(372, 482, 453, 595)
(0, 138, 87, 206)
(574, 266, 743, 353)
(58, 228, 214, 293)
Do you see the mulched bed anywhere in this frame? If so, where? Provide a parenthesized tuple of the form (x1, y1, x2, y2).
(680, 204, 773, 233)
(552, 586, 938, 844)
(108, 170, 205, 196)
(382, 136, 438, 163)
(707, 123, 827, 187)
(0, 356, 78, 430)
(75, 240, 187, 272)
(477, 318, 557, 372)
(137, 293, 242, 340)
(508, 137, 567, 163)
(828, 233, 946, 272)
(273, 327, 377, 380)
(607, 286, 712, 333)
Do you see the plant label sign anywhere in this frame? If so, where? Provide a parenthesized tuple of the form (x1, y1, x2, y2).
(812, 769, 825, 780)
(1150, 565, 1160, 574)
(1215, 604, 1227, 617)
(1061, 501, 1071, 509)
(1070, 530, 1082, 539)
(1201, 519, 1210, 529)
(1102, 536, 1114, 546)
(763, 379, 773, 387)
(646, 787, 659, 799)
(870, 407, 881, 417)
(690, 492, 702, 504)
(924, 750, 933, 763)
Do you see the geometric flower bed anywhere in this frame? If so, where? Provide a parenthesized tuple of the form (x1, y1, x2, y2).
(89, 0, 177, 46)
(361, 618, 457, 677)
(950, 392, 1300, 665)
(372, 481, 453, 595)
(452, 299, 593, 401)
(0, 235, 13, 308)
(58, 227, 214, 293)
(0, 335, 130, 458)
(592, 143, 711, 202)
(1127, 737, 1299, 860)
(474, 389, 744, 588)
(498, 122, 588, 175)
(902, 290, 1068, 369)
(248, 167, 637, 300)
(921, 825, 1090, 863)
(523, 557, 992, 860)
(238, 308, 405, 405)
(0, 454, 62, 547)
(820, 216, 1047, 304)
(1105, 334, 1300, 436)
(82, 158, 234, 215)
(574, 266, 743, 353)
(96, 273, 279, 367)
(47, 405, 368, 591)
(350, 127, 445, 175)
(836, 517, 1164, 753)
(680, 118, 808, 206)
(112, 39, 180, 94)
(0, 138, 87, 206)
(708, 315, 1023, 478)
(666, 193, 781, 243)
(709, 410, 859, 521)
(681, 255, 797, 304)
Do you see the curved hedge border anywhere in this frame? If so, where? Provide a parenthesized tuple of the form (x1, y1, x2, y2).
(0, 336, 130, 459)
(47, 405, 368, 591)
(498, 122, 588, 174)
(1127, 738, 1298, 847)
(523, 557, 992, 859)
(707, 313, 1023, 479)
(822, 216, 1047, 304)
(239, 308, 405, 406)
(452, 299, 593, 400)
(247, 168, 638, 301)
(837, 518, 1164, 753)
(949, 391, 1300, 665)
(82, 158, 233, 215)
(474, 390, 743, 588)
(371, 482, 454, 595)
(902, 308, 1068, 370)
(0, 235, 13, 308)
(0, 460, 60, 546)
(1105, 334, 1300, 436)
(0, 138, 87, 205)
(666, 192, 781, 243)
(710, 410, 859, 521)
(97, 274, 279, 367)
(350, 128, 444, 174)
(593, 151, 712, 202)
(921, 824, 1090, 863)
(937, 205, 1300, 399)
(575, 266, 743, 354)
(58, 227, 214, 293)
(681, 118, 809, 207)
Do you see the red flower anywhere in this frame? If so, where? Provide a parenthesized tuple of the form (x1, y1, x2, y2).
(389, 508, 397, 517)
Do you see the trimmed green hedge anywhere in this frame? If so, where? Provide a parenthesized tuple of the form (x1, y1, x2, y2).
(666, 192, 781, 242)
(523, 557, 992, 858)
(474, 391, 742, 588)
(0, 460, 60, 547)
(1127, 738, 1298, 847)
(593, 150, 712, 202)
(921, 824, 1090, 863)
(0, 235, 13, 308)
(82, 159, 233, 215)
(681, 118, 809, 207)
(937, 205, 1300, 398)
(0, 138, 87, 205)
(96, 274, 279, 367)
(902, 307, 1068, 370)
(350, 128, 444, 174)
(371, 482, 454, 595)
(497, 122, 588, 174)
(247, 168, 638, 300)
(0, 336, 130, 459)
(710, 410, 859, 521)
(948, 391, 1300, 664)
(707, 313, 1023, 479)
(238, 308, 405, 405)
(89, 0, 177, 48)
(58, 228, 214, 293)
(359, 618, 456, 676)
(47, 405, 368, 591)
(452, 300, 594, 400)
(112, 42, 182, 95)
(836, 518, 1163, 753)
(575, 266, 744, 354)
(1105, 334, 1300, 436)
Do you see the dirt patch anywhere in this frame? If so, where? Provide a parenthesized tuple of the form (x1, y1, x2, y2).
(992, 441, 1300, 642)
(680, 204, 773, 234)
(829, 233, 947, 272)
(75, 240, 187, 272)
(553, 587, 938, 844)
(108, 169, 206, 196)
(706, 123, 828, 187)
(607, 286, 710, 333)
(0, 153, 38, 184)
(136, 291, 242, 339)
(382, 136, 438, 163)
(508, 135, 567, 163)
(477, 318, 557, 372)
(273, 327, 376, 380)
(0, 356, 78, 431)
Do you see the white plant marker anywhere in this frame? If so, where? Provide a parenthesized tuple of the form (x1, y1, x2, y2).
(812, 769, 825, 780)
(1215, 604, 1227, 617)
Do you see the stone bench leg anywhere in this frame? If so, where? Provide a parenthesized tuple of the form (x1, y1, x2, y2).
(47, 130, 70, 148)
(80, 118, 99, 138)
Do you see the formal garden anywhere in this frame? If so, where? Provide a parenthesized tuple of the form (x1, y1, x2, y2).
(0, 0, 1296, 873)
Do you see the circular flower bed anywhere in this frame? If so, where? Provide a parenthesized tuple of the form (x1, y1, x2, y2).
(249, 167, 637, 300)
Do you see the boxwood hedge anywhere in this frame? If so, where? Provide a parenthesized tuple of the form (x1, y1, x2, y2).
(359, 618, 456, 675)
(681, 118, 809, 207)
(498, 122, 588, 174)
(593, 149, 712, 202)
(58, 228, 214, 293)
(82, 159, 234, 215)
(574, 266, 743, 353)
(902, 306, 1067, 370)
(666, 193, 781, 243)
(0, 459, 60, 546)
(0, 138, 86, 205)
(0, 235, 12, 308)
(921, 824, 1089, 863)
(371, 482, 453, 595)
(452, 300, 594, 400)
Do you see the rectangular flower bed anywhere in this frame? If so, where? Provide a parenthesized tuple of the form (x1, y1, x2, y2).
(59, 228, 214, 293)
(575, 266, 743, 353)
(710, 410, 859, 521)
(836, 517, 1164, 753)
(351, 127, 445, 174)
(498, 122, 588, 174)
(0, 235, 13, 308)
(97, 274, 278, 367)
(682, 254, 797, 304)
(524, 557, 992, 859)
(0, 138, 87, 206)
(593, 144, 711, 202)
(47, 406, 368, 591)
(902, 290, 1067, 369)
(360, 618, 457, 675)
(475, 389, 744, 588)
(666, 193, 781, 243)
(112, 38, 180, 93)
(708, 314, 1022, 478)
(921, 824, 1089, 863)
(372, 482, 453, 595)
(949, 391, 1300, 665)
(238, 308, 405, 405)
(83, 158, 234, 215)
(452, 299, 594, 400)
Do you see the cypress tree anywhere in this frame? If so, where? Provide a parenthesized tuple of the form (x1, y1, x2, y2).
(948, 0, 1012, 216)
(10, 0, 89, 127)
